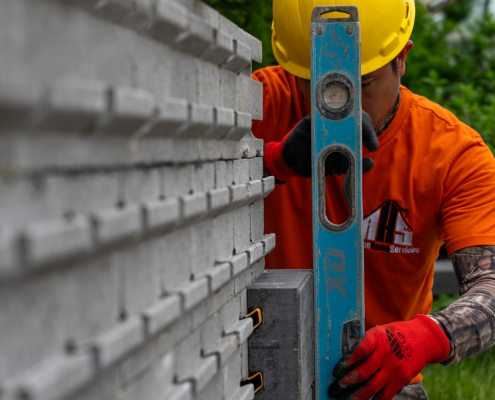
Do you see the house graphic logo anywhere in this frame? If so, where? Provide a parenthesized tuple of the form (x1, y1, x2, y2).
(362, 200, 419, 254)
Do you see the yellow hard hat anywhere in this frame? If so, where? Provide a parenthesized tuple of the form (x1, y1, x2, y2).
(272, 0, 416, 78)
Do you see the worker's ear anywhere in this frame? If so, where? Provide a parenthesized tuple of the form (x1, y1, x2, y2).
(397, 40, 414, 78)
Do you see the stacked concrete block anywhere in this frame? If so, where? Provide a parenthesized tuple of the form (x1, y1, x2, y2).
(0, 0, 275, 399)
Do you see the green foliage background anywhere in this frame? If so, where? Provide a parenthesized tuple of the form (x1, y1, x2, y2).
(203, 0, 495, 151)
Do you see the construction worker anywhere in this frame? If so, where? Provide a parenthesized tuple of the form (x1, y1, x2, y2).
(252, 1, 495, 399)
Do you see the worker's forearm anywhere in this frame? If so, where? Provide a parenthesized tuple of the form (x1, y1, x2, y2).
(429, 246, 495, 365)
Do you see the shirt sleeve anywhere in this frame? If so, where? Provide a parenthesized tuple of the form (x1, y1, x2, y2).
(440, 133, 495, 255)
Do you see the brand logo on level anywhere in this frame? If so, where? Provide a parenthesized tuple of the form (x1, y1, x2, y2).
(362, 201, 419, 254)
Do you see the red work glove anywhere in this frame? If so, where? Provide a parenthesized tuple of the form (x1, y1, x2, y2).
(263, 112, 378, 183)
(327, 315, 450, 400)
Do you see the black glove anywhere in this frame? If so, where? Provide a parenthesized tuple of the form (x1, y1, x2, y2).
(264, 111, 379, 182)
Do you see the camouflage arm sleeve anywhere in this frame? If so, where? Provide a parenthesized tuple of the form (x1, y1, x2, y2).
(428, 246, 495, 365)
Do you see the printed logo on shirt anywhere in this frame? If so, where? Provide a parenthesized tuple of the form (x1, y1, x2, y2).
(363, 200, 420, 254)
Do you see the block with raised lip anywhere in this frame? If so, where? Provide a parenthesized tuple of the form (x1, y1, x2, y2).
(21, 216, 92, 268)
(143, 198, 180, 231)
(92, 317, 145, 369)
(146, 0, 188, 44)
(92, 205, 142, 245)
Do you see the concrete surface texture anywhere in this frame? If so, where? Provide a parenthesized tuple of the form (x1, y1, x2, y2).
(0, 1, 274, 399)
(248, 270, 314, 400)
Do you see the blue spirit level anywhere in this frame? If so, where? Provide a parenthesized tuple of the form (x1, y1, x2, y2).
(311, 6, 365, 398)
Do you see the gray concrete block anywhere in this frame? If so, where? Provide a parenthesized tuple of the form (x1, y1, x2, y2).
(118, 317, 190, 384)
(212, 278, 236, 316)
(240, 338, 249, 381)
(188, 291, 214, 332)
(200, 262, 232, 293)
(202, 30, 232, 66)
(196, 60, 220, 108)
(117, 350, 178, 400)
(175, 330, 218, 395)
(147, 96, 188, 137)
(223, 348, 242, 400)
(119, 169, 160, 205)
(248, 270, 314, 400)
(218, 13, 248, 46)
(245, 242, 264, 266)
(120, 239, 161, 317)
(239, 287, 248, 317)
(232, 385, 255, 400)
(433, 259, 458, 295)
(3, 352, 94, 400)
(208, 187, 230, 214)
(178, 103, 214, 138)
(247, 180, 263, 204)
(164, 382, 193, 400)
(200, 311, 223, 352)
(181, 192, 208, 221)
(238, 76, 263, 121)
(234, 266, 253, 300)
(160, 227, 192, 294)
(262, 233, 276, 255)
(92, 317, 145, 369)
(239, 132, 264, 158)
(229, 252, 249, 278)
(120, 0, 152, 31)
(215, 160, 234, 188)
(0, 77, 41, 128)
(101, 86, 155, 135)
(175, 277, 210, 311)
(230, 184, 248, 208)
(224, 111, 252, 141)
(262, 176, 276, 198)
(67, 364, 120, 400)
(222, 40, 251, 74)
(247, 35, 263, 64)
(234, 206, 250, 253)
(233, 159, 250, 185)
(204, 334, 238, 369)
(191, 219, 214, 277)
(213, 212, 234, 262)
(93, 0, 133, 24)
(143, 197, 180, 231)
(0, 230, 19, 277)
(21, 216, 92, 268)
(43, 174, 121, 220)
(161, 165, 192, 198)
(222, 295, 241, 332)
(191, 163, 215, 194)
(220, 69, 238, 110)
(146, 0, 188, 44)
(174, 14, 214, 58)
(250, 158, 263, 181)
(142, 294, 182, 337)
(203, 107, 235, 140)
(194, 369, 224, 400)
(35, 78, 107, 132)
(195, 2, 220, 29)
(92, 205, 142, 245)
(250, 200, 264, 243)
(251, 258, 266, 283)
(226, 318, 253, 345)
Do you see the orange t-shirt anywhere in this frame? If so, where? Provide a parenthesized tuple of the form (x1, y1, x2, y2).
(252, 65, 495, 331)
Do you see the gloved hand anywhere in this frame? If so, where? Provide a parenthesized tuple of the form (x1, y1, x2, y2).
(263, 111, 379, 183)
(327, 315, 450, 400)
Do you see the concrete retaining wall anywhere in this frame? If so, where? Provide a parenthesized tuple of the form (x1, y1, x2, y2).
(0, 1, 274, 399)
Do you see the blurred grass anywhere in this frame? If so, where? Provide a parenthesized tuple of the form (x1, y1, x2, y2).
(422, 294, 495, 400)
